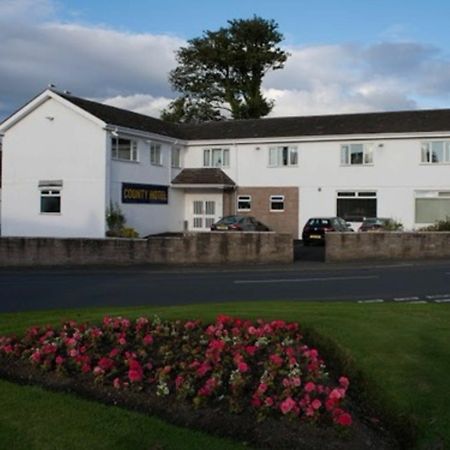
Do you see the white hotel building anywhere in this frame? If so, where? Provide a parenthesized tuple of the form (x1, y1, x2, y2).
(0, 88, 449, 239)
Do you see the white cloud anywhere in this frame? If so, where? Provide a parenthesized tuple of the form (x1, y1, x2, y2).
(100, 94, 172, 118)
(1, 1, 450, 120)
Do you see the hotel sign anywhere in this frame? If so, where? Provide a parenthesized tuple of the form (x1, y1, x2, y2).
(121, 183, 169, 204)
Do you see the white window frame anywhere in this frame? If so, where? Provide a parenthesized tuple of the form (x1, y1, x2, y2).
(171, 147, 181, 168)
(420, 141, 450, 164)
(40, 188, 61, 214)
(237, 195, 252, 211)
(111, 137, 138, 162)
(268, 146, 298, 167)
(340, 143, 374, 166)
(203, 148, 230, 168)
(150, 142, 163, 166)
(270, 195, 285, 212)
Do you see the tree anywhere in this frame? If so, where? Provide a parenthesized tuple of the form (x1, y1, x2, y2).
(161, 16, 289, 123)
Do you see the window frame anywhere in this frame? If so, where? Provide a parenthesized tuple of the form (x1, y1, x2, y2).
(111, 137, 138, 162)
(150, 142, 163, 166)
(203, 148, 230, 168)
(237, 195, 252, 212)
(40, 188, 61, 214)
(171, 146, 181, 168)
(336, 191, 377, 222)
(268, 146, 298, 167)
(340, 143, 374, 166)
(270, 194, 285, 212)
(420, 141, 450, 165)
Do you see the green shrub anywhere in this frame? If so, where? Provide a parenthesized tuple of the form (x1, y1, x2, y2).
(105, 203, 139, 238)
(419, 218, 450, 231)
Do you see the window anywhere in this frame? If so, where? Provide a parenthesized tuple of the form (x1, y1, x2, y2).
(237, 195, 251, 211)
(340, 143, 374, 165)
(415, 191, 450, 223)
(40, 189, 61, 213)
(111, 137, 138, 162)
(171, 147, 181, 168)
(421, 141, 450, 164)
(336, 191, 377, 222)
(268, 146, 298, 167)
(203, 148, 230, 168)
(150, 142, 162, 166)
(270, 195, 285, 211)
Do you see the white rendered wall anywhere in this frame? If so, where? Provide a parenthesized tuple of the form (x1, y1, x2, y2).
(184, 137, 450, 235)
(108, 140, 185, 236)
(1, 98, 107, 238)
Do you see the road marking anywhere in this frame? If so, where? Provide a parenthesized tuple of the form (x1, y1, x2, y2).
(407, 300, 428, 304)
(357, 299, 384, 304)
(426, 294, 450, 299)
(234, 275, 378, 285)
(434, 299, 450, 303)
(394, 296, 419, 302)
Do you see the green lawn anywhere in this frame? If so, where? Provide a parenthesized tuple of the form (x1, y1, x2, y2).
(1, 302, 449, 449)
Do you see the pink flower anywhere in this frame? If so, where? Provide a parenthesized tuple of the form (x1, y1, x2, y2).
(196, 362, 211, 377)
(93, 366, 104, 376)
(128, 359, 143, 383)
(175, 375, 184, 389)
(257, 383, 268, 394)
(269, 354, 283, 367)
(113, 377, 121, 389)
(237, 361, 249, 373)
(55, 355, 65, 365)
(339, 376, 350, 389)
(312, 399, 322, 410)
(143, 334, 153, 345)
(280, 397, 296, 415)
(305, 382, 316, 392)
(292, 376, 301, 387)
(251, 396, 262, 407)
(31, 350, 41, 363)
(98, 357, 114, 371)
(329, 388, 343, 400)
(265, 397, 274, 407)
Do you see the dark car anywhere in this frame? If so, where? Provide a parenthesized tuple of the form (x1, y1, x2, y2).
(302, 217, 352, 245)
(358, 217, 402, 232)
(211, 215, 271, 231)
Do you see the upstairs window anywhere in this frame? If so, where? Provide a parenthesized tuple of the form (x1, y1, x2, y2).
(150, 142, 163, 166)
(421, 141, 450, 164)
(340, 143, 373, 165)
(270, 195, 285, 211)
(268, 146, 298, 167)
(112, 137, 138, 162)
(237, 195, 251, 211)
(171, 147, 181, 168)
(203, 148, 230, 168)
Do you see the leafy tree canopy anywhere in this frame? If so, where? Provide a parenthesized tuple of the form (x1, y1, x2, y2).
(161, 16, 289, 123)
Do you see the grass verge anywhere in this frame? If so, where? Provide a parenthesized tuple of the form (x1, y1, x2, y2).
(0, 301, 449, 449)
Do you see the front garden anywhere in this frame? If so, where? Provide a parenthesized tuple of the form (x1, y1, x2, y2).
(0, 302, 449, 449)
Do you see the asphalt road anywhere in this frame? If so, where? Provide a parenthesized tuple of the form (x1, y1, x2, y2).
(1, 260, 450, 312)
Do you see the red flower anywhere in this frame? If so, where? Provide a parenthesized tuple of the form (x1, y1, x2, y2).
(98, 357, 114, 371)
(269, 354, 283, 367)
(237, 361, 249, 373)
(336, 412, 352, 426)
(305, 381, 315, 392)
(128, 359, 143, 383)
(143, 335, 153, 345)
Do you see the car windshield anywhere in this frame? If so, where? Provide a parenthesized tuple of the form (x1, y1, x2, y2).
(218, 216, 240, 225)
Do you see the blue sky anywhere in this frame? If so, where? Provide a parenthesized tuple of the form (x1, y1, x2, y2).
(1, 0, 450, 119)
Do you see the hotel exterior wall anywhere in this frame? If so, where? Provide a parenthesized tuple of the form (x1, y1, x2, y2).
(184, 137, 450, 233)
(1, 98, 107, 238)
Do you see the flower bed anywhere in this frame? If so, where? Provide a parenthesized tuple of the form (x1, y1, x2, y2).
(0, 315, 353, 427)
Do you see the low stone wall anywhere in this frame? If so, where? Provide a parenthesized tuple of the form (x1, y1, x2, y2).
(0, 232, 292, 267)
(326, 232, 450, 262)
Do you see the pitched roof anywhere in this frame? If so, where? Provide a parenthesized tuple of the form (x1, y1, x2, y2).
(52, 91, 450, 140)
(58, 92, 183, 139)
(171, 168, 236, 185)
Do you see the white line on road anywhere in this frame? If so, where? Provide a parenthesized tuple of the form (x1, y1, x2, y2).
(357, 299, 384, 304)
(426, 294, 450, 299)
(434, 299, 450, 303)
(394, 296, 419, 302)
(234, 275, 379, 284)
(407, 300, 428, 304)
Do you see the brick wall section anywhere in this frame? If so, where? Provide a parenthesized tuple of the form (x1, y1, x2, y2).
(236, 187, 299, 238)
(0, 233, 293, 267)
(326, 232, 450, 262)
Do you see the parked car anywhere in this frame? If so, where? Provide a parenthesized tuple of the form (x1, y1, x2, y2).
(358, 217, 403, 232)
(211, 215, 271, 231)
(302, 217, 352, 245)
